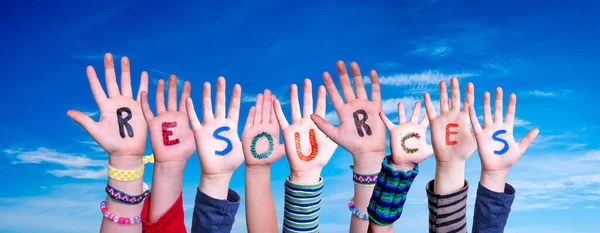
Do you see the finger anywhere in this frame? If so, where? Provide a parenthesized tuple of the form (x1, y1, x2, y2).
(167, 74, 178, 111)
(370, 70, 381, 102)
(202, 82, 214, 122)
(243, 106, 256, 131)
(310, 114, 338, 142)
(505, 94, 516, 126)
(494, 87, 504, 123)
(398, 102, 407, 124)
(302, 78, 314, 117)
(315, 85, 327, 117)
(421, 113, 430, 127)
(519, 128, 540, 155)
(468, 105, 482, 133)
(423, 92, 437, 120)
(450, 77, 461, 111)
(67, 110, 97, 135)
(410, 101, 421, 123)
(140, 91, 155, 121)
(290, 84, 301, 123)
(462, 82, 474, 112)
(254, 94, 263, 125)
(179, 81, 191, 113)
(336, 61, 356, 101)
(120, 57, 133, 97)
(379, 111, 395, 129)
(228, 84, 242, 123)
(215, 77, 227, 119)
(103, 53, 120, 97)
(262, 89, 272, 123)
(136, 71, 149, 102)
(350, 62, 367, 100)
(322, 71, 344, 111)
(274, 98, 290, 129)
(85, 66, 107, 106)
(439, 80, 449, 113)
(155, 79, 166, 114)
(186, 98, 202, 130)
(270, 96, 277, 124)
(483, 92, 493, 127)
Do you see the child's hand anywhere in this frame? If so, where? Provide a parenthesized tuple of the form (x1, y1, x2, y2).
(241, 89, 285, 167)
(141, 75, 195, 165)
(380, 101, 433, 172)
(468, 88, 539, 192)
(274, 79, 338, 184)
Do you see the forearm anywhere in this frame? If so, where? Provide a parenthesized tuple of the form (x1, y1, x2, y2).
(149, 161, 185, 222)
(434, 161, 465, 194)
(245, 165, 278, 233)
(350, 152, 385, 233)
(100, 155, 144, 233)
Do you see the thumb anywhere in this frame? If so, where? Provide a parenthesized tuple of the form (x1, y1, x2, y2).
(519, 128, 540, 155)
(67, 110, 97, 135)
(310, 114, 338, 143)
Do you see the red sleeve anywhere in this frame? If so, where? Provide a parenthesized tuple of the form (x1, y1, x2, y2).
(141, 192, 187, 233)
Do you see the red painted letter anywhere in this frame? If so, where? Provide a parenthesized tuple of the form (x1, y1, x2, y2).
(162, 122, 180, 146)
(445, 123, 458, 145)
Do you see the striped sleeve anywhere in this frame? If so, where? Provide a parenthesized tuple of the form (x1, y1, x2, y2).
(426, 180, 469, 233)
(283, 177, 323, 233)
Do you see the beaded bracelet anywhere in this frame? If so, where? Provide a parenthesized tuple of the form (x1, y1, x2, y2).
(106, 183, 150, 205)
(107, 155, 154, 182)
(348, 198, 369, 220)
(100, 200, 142, 224)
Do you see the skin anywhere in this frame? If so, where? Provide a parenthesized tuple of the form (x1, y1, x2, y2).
(140, 75, 195, 223)
(67, 53, 148, 233)
(368, 101, 435, 233)
(424, 78, 477, 195)
(468, 88, 539, 192)
(186, 77, 244, 200)
(241, 89, 286, 233)
(310, 61, 386, 233)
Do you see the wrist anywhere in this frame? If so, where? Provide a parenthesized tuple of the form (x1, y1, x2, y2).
(154, 161, 186, 177)
(480, 170, 508, 193)
(108, 154, 143, 170)
(199, 172, 232, 200)
(352, 152, 386, 174)
(289, 169, 322, 184)
(434, 161, 465, 195)
(389, 157, 416, 172)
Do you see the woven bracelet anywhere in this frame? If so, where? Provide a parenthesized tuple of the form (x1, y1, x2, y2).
(350, 165, 378, 186)
(106, 183, 150, 205)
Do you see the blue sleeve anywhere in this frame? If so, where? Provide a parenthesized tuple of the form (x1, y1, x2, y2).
(472, 182, 515, 233)
(191, 188, 240, 233)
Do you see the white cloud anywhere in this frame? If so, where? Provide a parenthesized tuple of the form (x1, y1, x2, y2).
(514, 118, 531, 127)
(410, 45, 454, 59)
(519, 89, 572, 99)
(242, 94, 257, 103)
(364, 70, 475, 86)
(82, 111, 99, 117)
(48, 168, 107, 179)
(481, 55, 525, 76)
(8, 147, 105, 168)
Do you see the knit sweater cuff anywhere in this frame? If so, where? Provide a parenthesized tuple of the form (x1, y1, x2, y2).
(283, 177, 324, 233)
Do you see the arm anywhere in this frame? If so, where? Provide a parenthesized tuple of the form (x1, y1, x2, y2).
(139, 75, 195, 232)
(186, 77, 244, 233)
(273, 79, 338, 232)
(423, 78, 477, 233)
(67, 53, 149, 233)
(467, 88, 539, 233)
(241, 89, 286, 233)
(368, 101, 434, 232)
(310, 61, 387, 233)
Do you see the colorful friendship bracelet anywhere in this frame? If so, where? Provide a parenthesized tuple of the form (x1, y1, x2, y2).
(352, 169, 378, 186)
(367, 156, 419, 226)
(105, 183, 150, 205)
(107, 155, 154, 182)
(348, 197, 369, 220)
(100, 200, 142, 224)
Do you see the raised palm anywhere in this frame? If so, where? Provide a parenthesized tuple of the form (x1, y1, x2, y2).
(186, 77, 244, 176)
(67, 53, 148, 157)
(380, 102, 433, 167)
(468, 88, 539, 172)
(311, 61, 386, 159)
(424, 78, 477, 162)
(141, 75, 195, 164)
(241, 89, 285, 166)
(274, 79, 338, 172)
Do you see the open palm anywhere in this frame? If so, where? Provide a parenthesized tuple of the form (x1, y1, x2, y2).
(186, 77, 244, 176)
(424, 78, 477, 162)
(274, 79, 338, 172)
(141, 75, 195, 164)
(67, 53, 148, 157)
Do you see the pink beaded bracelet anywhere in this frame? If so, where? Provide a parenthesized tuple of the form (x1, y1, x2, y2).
(100, 200, 142, 224)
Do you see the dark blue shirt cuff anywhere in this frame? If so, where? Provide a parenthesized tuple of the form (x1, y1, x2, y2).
(191, 188, 240, 233)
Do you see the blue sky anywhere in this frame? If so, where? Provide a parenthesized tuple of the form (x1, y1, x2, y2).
(1, 0, 599, 232)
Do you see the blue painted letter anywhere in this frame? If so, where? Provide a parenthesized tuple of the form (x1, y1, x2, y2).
(213, 126, 233, 156)
(492, 129, 509, 155)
